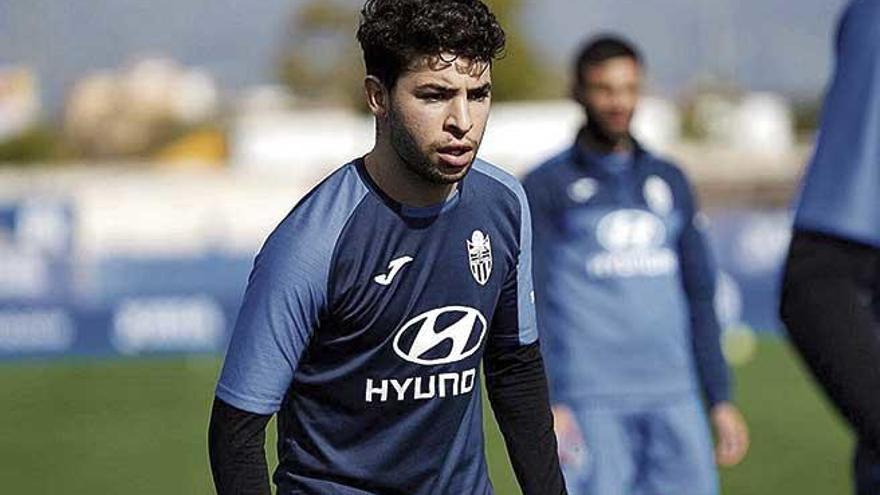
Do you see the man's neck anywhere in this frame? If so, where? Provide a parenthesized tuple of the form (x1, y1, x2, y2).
(364, 140, 457, 208)
(578, 124, 633, 155)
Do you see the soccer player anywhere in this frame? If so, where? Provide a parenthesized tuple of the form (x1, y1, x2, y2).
(207, 1, 567, 494)
(780, 1, 880, 493)
(523, 35, 749, 494)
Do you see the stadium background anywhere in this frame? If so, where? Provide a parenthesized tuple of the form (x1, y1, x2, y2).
(0, 0, 855, 492)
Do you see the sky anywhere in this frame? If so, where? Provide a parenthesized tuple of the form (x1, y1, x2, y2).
(0, 0, 850, 114)
(523, 0, 847, 97)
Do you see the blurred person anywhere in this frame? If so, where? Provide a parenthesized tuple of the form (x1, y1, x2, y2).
(207, 1, 566, 494)
(780, 1, 880, 493)
(523, 35, 749, 495)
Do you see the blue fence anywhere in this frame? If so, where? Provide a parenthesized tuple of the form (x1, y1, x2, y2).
(0, 201, 792, 360)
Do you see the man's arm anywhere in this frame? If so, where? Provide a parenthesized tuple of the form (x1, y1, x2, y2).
(523, 170, 588, 469)
(211, 192, 346, 492)
(522, 172, 569, 406)
(484, 341, 566, 495)
(780, 229, 880, 454)
(208, 398, 273, 495)
(675, 175, 731, 408)
(675, 172, 749, 466)
(782, 0, 880, 456)
(483, 175, 566, 494)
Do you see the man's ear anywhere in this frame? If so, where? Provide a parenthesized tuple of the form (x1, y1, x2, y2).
(364, 76, 389, 117)
(571, 81, 586, 106)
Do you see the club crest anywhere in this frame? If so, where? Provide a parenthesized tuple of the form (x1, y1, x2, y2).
(643, 176, 673, 215)
(466, 230, 492, 286)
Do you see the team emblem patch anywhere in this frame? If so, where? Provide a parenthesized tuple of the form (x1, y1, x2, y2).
(568, 177, 598, 204)
(643, 176, 673, 215)
(467, 230, 492, 286)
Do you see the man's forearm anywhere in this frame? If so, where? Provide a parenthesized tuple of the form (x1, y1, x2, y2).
(484, 342, 567, 495)
(208, 397, 273, 495)
(781, 230, 880, 453)
(689, 296, 732, 408)
(678, 217, 731, 407)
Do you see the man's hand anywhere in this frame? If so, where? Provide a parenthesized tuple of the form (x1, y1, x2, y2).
(552, 404, 586, 468)
(710, 402, 749, 467)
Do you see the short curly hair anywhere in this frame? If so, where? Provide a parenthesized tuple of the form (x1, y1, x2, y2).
(356, 0, 506, 88)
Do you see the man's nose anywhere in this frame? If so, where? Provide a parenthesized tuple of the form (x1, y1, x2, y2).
(445, 97, 473, 137)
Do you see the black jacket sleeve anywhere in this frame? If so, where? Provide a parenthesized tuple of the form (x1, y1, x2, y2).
(208, 397, 273, 495)
(780, 229, 880, 453)
(484, 341, 567, 495)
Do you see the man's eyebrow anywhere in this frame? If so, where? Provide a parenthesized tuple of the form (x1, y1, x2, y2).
(469, 83, 492, 93)
(414, 83, 457, 92)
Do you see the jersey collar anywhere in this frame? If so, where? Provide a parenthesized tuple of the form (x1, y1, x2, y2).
(354, 157, 462, 219)
(570, 127, 650, 178)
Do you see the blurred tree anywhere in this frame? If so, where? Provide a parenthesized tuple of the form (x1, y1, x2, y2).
(277, 1, 364, 108)
(791, 98, 822, 139)
(0, 126, 62, 165)
(277, 0, 559, 108)
(484, 0, 560, 101)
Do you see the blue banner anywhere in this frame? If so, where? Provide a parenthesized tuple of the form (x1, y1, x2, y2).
(0, 204, 793, 360)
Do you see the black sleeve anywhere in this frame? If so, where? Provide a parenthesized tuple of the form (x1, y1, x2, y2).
(780, 229, 880, 453)
(208, 397, 273, 495)
(484, 341, 567, 495)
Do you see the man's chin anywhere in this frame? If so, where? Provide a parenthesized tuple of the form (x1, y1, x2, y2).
(433, 159, 475, 184)
(588, 118, 631, 145)
(401, 152, 476, 185)
(430, 167, 470, 185)
(604, 127, 630, 142)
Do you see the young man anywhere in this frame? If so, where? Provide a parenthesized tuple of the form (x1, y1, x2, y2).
(780, 1, 880, 493)
(208, 1, 566, 494)
(523, 36, 749, 494)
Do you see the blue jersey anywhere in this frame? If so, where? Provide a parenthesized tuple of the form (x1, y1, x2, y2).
(216, 158, 537, 494)
(523, 143, 729, 407)
(795, 0, 880, 247)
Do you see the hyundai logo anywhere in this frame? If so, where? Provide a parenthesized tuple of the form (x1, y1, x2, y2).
(596, 209, 667, 252)
(393, 306, 487, 366)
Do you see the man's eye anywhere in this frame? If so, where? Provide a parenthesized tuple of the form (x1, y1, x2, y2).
(419, 93, 445, 101)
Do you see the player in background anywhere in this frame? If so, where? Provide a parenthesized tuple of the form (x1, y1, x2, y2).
(523, 35, 749, 494)
(780, 1, 880, 493)
(207, 1, 566, 494)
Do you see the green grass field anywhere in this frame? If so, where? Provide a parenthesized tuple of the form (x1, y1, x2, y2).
(0, 338, 853, 494)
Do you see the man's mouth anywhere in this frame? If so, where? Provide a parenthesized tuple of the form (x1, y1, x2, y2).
(436, 145, 475, 169)
(606, 112, 631, 128)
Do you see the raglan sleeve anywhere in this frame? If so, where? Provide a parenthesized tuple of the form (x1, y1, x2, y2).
(210, 170, 364, 494)
(483, 177, 567, 495)
(674, 169, 732, 408)
(215, 216, 332, 415)
(209, 207, 337, 495)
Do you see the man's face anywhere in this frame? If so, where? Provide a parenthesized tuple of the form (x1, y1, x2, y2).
(385, 54, 492, 185)
(576, 57, 642, 141)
